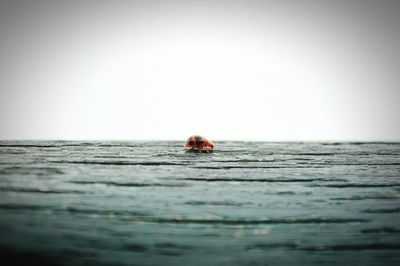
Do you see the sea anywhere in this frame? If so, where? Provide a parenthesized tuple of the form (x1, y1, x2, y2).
(0, 141, 399, 266)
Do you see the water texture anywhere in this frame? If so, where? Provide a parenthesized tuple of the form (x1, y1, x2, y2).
(0, 141, 399, 266)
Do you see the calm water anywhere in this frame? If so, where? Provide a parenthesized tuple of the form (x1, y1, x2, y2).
(0, 141, 400, 265)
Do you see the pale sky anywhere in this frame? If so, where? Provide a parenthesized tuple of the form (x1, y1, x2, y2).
(1, 0, 399, 141)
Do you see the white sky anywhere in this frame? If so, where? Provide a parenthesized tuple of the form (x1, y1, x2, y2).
(1, 0, 400, 141)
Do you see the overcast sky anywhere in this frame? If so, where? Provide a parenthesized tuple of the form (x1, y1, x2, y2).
(0, 0, 399, 141)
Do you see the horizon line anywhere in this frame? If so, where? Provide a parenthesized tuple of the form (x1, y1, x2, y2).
(1, 138, 399, 143)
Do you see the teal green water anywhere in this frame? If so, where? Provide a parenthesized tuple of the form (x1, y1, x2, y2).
(0, 141, 400, 265)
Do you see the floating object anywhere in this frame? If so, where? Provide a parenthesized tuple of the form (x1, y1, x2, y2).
(184, 135, 214, 153)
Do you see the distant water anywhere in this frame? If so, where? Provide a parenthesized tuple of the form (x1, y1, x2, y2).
(0, 141, 400, 266)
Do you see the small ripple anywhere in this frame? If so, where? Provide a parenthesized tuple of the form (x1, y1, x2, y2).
(361, 227, 400, 234)
(0, 167, 63, 175)
(0, 143, 121, 148)
(248, 241, 400, 251)
(286, 153, 337, 156)
(0, 144, 61, 148)
(69, 181, 187, 187)
(148, 217, 368, 225)
(362, 208, 400, 214)
(123, 243, 148, 252)
(66, 207, 148, 217)
(0, 187, 87, 194)
(320, 163, 400, 166)
(246, 243, 298, 250)
(300, 243, 400, 251)
(156, 251, 182, 256)
(93, 155, 134, 159)
(180, 177, 343, 182)
(154, 243, 193, 250)
(184, 201, 247, 206)
(330, 195, 399, 201)
(0, 150, 26, 154)
(310, 183, 400, 188)
(0, 203, 50, 211)
(51, 160, 186, 166)
(212, 159, 276, 163)
(191, 166, 327, 169)
(276, 191, 297, 195)
(0, 204, 149, 217)
(347, 142, 400, 145)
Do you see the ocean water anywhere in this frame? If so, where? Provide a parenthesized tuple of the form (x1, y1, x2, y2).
(0, 141, 399, 266)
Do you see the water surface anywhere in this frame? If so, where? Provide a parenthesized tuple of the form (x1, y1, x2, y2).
(0, 141, 400, 265)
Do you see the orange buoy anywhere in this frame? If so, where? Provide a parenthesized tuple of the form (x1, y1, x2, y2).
(184, 135, 214, 153)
